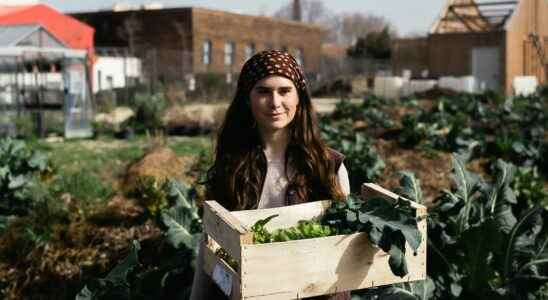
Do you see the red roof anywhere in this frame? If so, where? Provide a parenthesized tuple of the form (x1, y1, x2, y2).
(0, 6, 29, 18)
(0, 4, 95, 63)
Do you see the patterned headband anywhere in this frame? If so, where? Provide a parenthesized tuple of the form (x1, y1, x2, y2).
(237, 50, 307, 94)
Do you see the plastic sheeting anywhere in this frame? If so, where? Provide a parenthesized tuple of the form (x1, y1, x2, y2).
(401, 80, 438, 97)
(438, 76, 477, 93)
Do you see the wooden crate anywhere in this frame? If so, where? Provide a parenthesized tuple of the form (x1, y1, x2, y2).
(202, 183, 427, 299)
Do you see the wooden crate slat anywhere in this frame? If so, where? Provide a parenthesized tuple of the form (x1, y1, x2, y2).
(362, 183, 427, 212)
(203, 243, 242, 299)
(232, 200, 332, 230)
(203, 200, 252, 261)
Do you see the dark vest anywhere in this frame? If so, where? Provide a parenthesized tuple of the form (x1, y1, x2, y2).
(285, 148, 345, 206)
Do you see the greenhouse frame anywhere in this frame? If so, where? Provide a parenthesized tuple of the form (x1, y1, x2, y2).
(0, 24, 93, 138)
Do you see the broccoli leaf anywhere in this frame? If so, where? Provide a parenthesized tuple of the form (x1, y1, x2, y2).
(76, 240, 141, 300)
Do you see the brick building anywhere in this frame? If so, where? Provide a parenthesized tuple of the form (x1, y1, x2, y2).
(392, 0, 547, 93)
(72, 7, 325, 83)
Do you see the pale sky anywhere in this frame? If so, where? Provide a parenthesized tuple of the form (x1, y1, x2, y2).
(39, 0, 447, 36)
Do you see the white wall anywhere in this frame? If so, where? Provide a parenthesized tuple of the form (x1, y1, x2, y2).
(92, 56, 142, 93)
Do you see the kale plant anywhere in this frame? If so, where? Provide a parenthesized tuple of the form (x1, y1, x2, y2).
(0, 138, 52, 216)
(76, 180, 202, 300)
(428, 153, 548, 299)
(321, 123, 385, 191)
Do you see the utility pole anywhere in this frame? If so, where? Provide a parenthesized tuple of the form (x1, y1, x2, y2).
(292, 0, 302, 22)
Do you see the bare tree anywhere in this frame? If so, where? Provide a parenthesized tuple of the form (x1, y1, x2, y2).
(116, 13, 142, 54)
(339, 13, 395, 45)
(301, 0, 326, 23)
(271, 1, 396, 43)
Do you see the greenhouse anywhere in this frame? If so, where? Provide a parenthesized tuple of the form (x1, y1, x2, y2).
(0, 24, 92, 138)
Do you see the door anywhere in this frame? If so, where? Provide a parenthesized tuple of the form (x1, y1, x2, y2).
(471, 47, 501, 92)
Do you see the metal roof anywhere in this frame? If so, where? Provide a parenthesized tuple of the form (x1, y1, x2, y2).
(0, 46, 86, 58)
(431, 0, 518, 34)
(0, 24, 38, 46)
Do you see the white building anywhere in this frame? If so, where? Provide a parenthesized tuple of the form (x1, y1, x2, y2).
(92, 56, 142, 93)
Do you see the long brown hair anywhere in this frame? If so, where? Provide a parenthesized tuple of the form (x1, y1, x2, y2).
(205, 82, 345, 211)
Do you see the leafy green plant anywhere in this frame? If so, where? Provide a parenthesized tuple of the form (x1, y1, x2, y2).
(157, 180, 202, 252)
(398, 114, 440, 149)
(511, 166, 548, 208)
(76, 240, 141, 300)
(129, 176, 168, 217)
(428, 153, 548, 299)
(321, 124, 385, 192)
(0, 138, 52, 216)
(395, 171, 424, 205)
(76, 180, 201, 300)
(215, 248, 239, 271)
(362, 108, 395, 129)
(251, 215, 334, 244)
(332, 99, 359, 120)
(499, 205, 548, 299)
(131, 92, 168, 132)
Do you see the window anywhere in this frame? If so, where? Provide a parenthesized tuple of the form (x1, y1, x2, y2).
(202, 39, 212, 65)
(224, 41, 235, 66)
(295, 48, 304, 67)
(245, 43, 256, 61)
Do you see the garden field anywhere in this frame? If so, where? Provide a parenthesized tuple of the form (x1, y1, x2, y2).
(1, 88, 547, 299)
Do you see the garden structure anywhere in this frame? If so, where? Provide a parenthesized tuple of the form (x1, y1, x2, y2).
(392, 0, 548, 93)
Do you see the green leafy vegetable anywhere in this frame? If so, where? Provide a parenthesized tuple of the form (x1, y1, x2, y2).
(324, 196, 422, 277)
(76, 240, 141, 300)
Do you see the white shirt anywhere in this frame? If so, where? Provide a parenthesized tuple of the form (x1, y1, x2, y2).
(257, 159, 351, 209)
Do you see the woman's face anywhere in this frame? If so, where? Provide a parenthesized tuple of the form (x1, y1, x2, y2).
(249, 75, 299, 134)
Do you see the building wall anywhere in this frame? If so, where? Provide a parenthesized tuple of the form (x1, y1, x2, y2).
(73, 8, 193, 83)
(505, 0, 548, 93)
(391, 37, 429, 78)
(73, 9, 193, 51)
(190, 8, 324, 75)
(73, 7, 324, 80)
(427, 31, 505, 81)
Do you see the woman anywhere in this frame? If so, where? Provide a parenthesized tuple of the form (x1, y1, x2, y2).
(190, 50, 351, 300)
